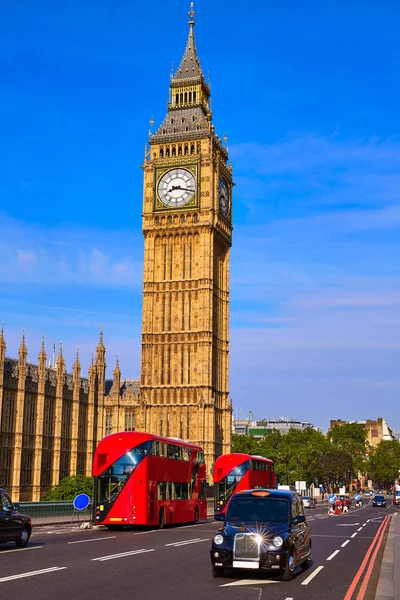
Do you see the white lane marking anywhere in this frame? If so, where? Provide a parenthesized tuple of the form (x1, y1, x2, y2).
(351, 532, 358, 538)
(367, 519, 371, 522)
(327, 550, 340, 561)
(166, 538, 209, 547)
(362, 523, 367, 526)
(336, 523, 360, 527)
(301, 565, 324, 585)
(0, 545, 43, 555)
(165, 538, 202, 546)
(220, 580, 279, 587)
(92, 548, 154, 562)
(68, 536, 116, 545)
(357, 527, 363, 531)
(0, 566, 66, 583)
(341, 540, 350, 548)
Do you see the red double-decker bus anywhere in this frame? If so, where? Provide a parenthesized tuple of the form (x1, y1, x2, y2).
(93, 432, 207, 528)
(213, 453, 276, 514)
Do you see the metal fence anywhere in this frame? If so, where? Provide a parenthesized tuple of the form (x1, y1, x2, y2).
(18, 501, 92, 518)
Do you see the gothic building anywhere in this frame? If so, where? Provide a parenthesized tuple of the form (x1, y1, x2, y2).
(0, 329, 140, 501)
(0, 3, 232, 500)
(139, 3, 233, 474)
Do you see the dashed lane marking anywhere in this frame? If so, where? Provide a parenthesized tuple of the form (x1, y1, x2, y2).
(351, 532, 358, 538)
(68, 536, 116, 544)
(92, 548, 155, 562)
(0, 545, 43, 555)
(357, 527, 363, 531)
(341, 540, 350, 547)
(220, 579, 279, 587)
(336, 523, 360, 527)
(165, 538, 209, 547)
(327, 550, 340, 561)
(301, 565, 324, 585)
(0, 566, 66, 583)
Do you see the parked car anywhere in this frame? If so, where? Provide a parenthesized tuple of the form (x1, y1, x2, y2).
(372, 495, 386, 507)
(302, 496, 316, 509)
(0, 488, 32, 547)
(210, 489, 312, 581)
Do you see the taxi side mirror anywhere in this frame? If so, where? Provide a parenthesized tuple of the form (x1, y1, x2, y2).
(214, 513, 225, 522)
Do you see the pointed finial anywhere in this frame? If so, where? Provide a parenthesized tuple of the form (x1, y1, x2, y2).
(0, 321, 5, 348)
(39, 336, 46, 362)
(76, 346, 80, 360)
(59, 341, 63, 356)
(188, 2, 195, 26)
(149, 116, 155, 137)
(224, 133, 228, 145)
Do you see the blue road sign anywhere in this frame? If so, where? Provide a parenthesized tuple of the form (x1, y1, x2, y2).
(73, 493, 90, 511)
(354, 494, 361, 501)
(328, 494, 337, 504)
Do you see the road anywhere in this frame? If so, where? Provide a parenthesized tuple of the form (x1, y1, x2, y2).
(0, 498, 397, 600)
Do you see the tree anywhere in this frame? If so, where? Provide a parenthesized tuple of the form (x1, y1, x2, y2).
(328, 423, 368, 476)
(314, 450, 353, 493)
(43, 475, 93, 501)
(368, 441, 400, 488)
(231, 434, 261, 455)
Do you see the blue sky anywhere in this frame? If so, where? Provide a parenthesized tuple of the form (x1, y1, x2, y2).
(1, 0, 400, 433)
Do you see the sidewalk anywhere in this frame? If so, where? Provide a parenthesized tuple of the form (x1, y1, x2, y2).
(375, 512, 399, 599)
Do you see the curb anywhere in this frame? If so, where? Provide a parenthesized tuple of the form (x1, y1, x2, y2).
(375, 513, 396, 600)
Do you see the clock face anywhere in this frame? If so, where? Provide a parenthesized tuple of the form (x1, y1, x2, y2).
(219, 176, 229, 216)
(158, 168, 196, 208)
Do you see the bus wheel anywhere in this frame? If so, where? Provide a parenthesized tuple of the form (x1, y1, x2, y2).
(158, 508, 165, 529)
(194, 506, 199, 523)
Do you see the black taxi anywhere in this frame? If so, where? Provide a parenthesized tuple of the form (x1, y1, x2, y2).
(0, 488, 32, 547)
(210, 489, 311, 580)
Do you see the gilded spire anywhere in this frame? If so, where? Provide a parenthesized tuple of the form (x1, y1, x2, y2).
(0, 322, 5, 352)
(173, 2, 203, 82)
(38, 336, 46, 364)
(73, 347, 81, 373)
(19, 331, 27, 358)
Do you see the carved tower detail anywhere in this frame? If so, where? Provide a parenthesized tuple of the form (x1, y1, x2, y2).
(140, 3, 232, 475)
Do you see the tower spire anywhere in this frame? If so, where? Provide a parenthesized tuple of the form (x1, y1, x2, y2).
(173, 2, 203, 82)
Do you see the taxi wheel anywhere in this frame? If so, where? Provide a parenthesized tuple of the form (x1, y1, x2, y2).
(212, 564, 225, 578)
(16, 527, 30, 548)
(281, 552, 294, 581)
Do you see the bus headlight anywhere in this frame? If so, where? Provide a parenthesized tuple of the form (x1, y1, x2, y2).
(214, 534, 224, 545)
(273, 536, 283, 548)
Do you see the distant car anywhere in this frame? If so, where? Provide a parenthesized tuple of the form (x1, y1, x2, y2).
(364, 490, 372, 497)
(393, 492, 400, 506)
(0, 488, 32, 547)
(372, 495, 386, 507)
(210, 489, 312, 581)
(302, 496, 316, 509)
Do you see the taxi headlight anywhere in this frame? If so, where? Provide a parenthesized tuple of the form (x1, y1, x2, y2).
(272, 536, 283, 548)
(214, 534, 224, 545)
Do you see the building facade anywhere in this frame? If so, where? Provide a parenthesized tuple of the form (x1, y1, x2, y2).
(233, 416, 322, 437)
(0, 329, 142, 501)
(139, 5, 233, 475)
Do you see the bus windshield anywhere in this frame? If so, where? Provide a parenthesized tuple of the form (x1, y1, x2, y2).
(215, 460, 250, 510)
(97, 441, 151, 505)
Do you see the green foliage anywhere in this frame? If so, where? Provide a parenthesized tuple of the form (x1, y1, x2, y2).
(368, 441, 400, 488)
(43, 475, 93, 501)
(328, 423, 368, 475)
(314, 450, 353, 491)
(231, 433, 261, 455)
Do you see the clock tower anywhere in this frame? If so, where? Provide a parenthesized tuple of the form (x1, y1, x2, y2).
(139, 3, 232, 475)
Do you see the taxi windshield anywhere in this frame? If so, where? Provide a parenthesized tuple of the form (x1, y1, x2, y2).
(226, 497, 289, 524)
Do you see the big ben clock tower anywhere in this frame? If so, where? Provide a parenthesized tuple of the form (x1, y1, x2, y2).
(139, 3, 232, 475)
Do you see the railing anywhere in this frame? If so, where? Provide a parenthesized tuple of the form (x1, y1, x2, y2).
(18, 501, 92, 518)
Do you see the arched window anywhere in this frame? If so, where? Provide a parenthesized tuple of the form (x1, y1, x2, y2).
(162, 128, 167, 134)
(166, 147, 170, 157)
(184, 145, 188, 155)
(172, 146, 176, 156)
(184, 92, 188, 103)
(170, 118, 174, 125)
(193, 213, 199, 223)
(196, 124, 200, 131)
(173, 127, 177, 133)
(167, 215, 172, 224)
(178, 145, 182, 156)
(180, 214, 185, 223)
(181, 117, 185, 124)
(189, 92, 192, 102)
(155, 216, 160, 225)
(175, 93, 179, 105)
(192, 115, 196, 122)
(180, 93, 183, 103)
(160, 148, 164, 158)
(185, 126, 189, 132)
(190, 144, 195, 154)
(193, 91, 196, 101)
